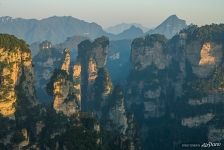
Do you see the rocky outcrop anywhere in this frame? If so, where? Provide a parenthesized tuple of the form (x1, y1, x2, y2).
(131, 34, 169, 71)
(88, 58, 98, 83)
(73, 63, 82, 107)
(77, 36, 110, 111)
(128, 34, 168, 119)
(0, 34, 133, 150)
(33, 43, 63, 102)
(52, 49, 72, 115)
(208, 127, 224, 142)
(75, 36, 142, 149)
(188, 93, 224, 106)
(60, 48, 71, 73)
(94, 68, 113, 110)
(0, 34, 37, 117)
(51, 49, 80, 116)
(181, 113, 215, 128)
(128, 24, 224, 149)
(104, 85, 141, 150)
(0, 34, 41, 149)
(53, 77, 72, 114)
(108, 85, 128, 134)
(186, 41, 222, 78)
(18, 128, 29, 148)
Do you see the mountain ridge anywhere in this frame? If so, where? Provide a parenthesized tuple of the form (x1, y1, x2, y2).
(0, 16, 108, 44)
(0, 15, 188, 44)
(106, 23, 149, 34)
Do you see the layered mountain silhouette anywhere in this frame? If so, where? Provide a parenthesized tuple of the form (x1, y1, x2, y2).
(111, 26, 144, 40)
(0, 15, 187, 44)
(106, 23, 149, 34)
(0, 16, 107, 44)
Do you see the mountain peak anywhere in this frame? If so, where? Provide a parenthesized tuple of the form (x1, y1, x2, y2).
(164, 15, 184, 23)
(167, 14, 178, 19)
(124, 25, 143, 32)
(106, 23, 149, 34)
(147, 15, 187, 38)
(113, 25, 143, 40)
(129, 25, 140, 30)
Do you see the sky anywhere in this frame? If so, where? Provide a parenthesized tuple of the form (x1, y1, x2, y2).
(0, 0, 223, 28)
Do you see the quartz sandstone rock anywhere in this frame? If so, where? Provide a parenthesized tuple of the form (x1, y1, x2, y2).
(186, 42, 222, 78)
(0, 47, 36, 117)
(52, 49, 79, 116)
(61, 48, 71, 73)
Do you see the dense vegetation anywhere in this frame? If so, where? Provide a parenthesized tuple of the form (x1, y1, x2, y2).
(38, 108, 102, 150)
(0, 34, 29, 51)
(182, 24, 224, 44)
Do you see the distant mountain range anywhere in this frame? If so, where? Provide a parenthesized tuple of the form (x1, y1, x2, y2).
(111, 26, 144, 40)
(0, 16, 107, 44)
(105, 23, 149, 34)
(0, 15, 188, 44)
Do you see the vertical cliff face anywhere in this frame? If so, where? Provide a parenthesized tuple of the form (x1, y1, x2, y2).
(131, 34, 169, 71)
(88, 58, 98, 84)
(0, 34, 42, 149)
(60, 48, 71, 73)
(0, 34, 36, 117)
(53, 76, 70, 112)
(50, 49, 80, 116)
(76, 36, 142, 149)
(128, 34, 168, 119)
(128, 24, 224, 149)
(92, 37, 109, 68)
(73, 63, 82, 107)
(33, 42, 63, 103)
(77, 36, 110, 111)
(93, 68, 113, 115)
(185, 41, 222, 78)
(108, 85, 127, 134)
(102, 85, 141, 150)
(171, 25, 224, 144)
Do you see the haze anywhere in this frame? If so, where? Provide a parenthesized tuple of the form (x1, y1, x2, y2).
(0, 0, 223, 28)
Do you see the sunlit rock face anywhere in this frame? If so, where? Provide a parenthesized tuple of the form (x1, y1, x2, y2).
(60, 48, 71, 73)
(0, 35, 36, 117)
(53, 78, 70, 111)
(186, 41, 222, 78)
(53, 49, 71, 114)
(73, 63, 82, 106)
(88, 58, 98, 83)
(51, 49, 80, 116)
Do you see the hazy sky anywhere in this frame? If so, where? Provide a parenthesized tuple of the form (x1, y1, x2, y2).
(0, 0, 223, 28)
